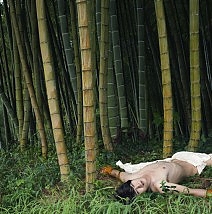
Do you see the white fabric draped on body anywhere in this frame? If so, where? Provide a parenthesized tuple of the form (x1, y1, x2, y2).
(116, 151, 212, 174)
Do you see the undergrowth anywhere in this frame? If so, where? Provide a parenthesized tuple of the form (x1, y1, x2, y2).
(0, 139, 212, 214)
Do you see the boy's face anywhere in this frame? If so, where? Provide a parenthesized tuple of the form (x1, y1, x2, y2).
(130, 177, 149, 194)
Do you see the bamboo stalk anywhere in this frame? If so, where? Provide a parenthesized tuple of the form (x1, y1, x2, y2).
(76, 0, 97, 192)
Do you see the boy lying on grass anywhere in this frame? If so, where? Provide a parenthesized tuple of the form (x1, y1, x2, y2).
(101, 151, 212, 201)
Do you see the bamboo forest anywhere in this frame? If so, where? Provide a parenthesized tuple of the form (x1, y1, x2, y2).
(0, 0, 212, 213)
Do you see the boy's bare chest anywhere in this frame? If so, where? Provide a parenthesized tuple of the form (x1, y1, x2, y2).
(140, 161, 184, 182)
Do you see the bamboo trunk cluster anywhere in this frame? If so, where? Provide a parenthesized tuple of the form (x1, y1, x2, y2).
(1, 0, 210, 189)
(8, 0, 48, 158)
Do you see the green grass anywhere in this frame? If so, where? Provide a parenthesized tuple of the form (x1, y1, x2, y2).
(1, 188, 211, 214)
(0, 141, 212, 214)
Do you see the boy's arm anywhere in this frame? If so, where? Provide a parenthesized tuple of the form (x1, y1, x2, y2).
(155, 181, 211, 198)
(100, 166, 132, 182)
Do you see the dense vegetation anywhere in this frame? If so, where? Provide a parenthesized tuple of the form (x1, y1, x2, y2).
(1, 0, 212, 212)
(0, 141, 212, 213)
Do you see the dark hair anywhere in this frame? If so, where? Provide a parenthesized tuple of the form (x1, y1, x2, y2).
(115, 180, 137, 203)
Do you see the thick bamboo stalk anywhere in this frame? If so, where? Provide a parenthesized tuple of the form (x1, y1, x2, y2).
(36, 0, 71, 181)
(99, 0, 113, 151)
(137, 0, 147, 132)
(154, 0, 173, 158)
(76, 0, 97, 192)
(188, 0, 201, 151)
(110, 0, 128, 129)
(57, 0, 78, 104)
(69, 0, 83, 144)
(21, 83, 31, 148)
(107, 39, 119, 139)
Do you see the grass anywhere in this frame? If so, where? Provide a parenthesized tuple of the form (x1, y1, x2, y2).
(1, 188, 211, 214)
(0, 141, 212, 214)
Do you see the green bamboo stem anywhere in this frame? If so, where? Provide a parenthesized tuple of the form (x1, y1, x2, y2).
(154, 0, 173, 158)
(110, 0, 128, 130)
(188, 0, 201, 151)
(99, 0, 113, 151)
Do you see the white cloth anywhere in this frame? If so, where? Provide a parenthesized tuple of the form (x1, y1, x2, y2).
(116, 151, 212, 174)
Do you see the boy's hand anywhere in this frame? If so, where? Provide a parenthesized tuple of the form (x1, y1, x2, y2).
(100, 166, 113, 175)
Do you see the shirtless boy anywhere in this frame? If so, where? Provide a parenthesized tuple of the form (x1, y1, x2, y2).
(101, 151, 212, 200)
